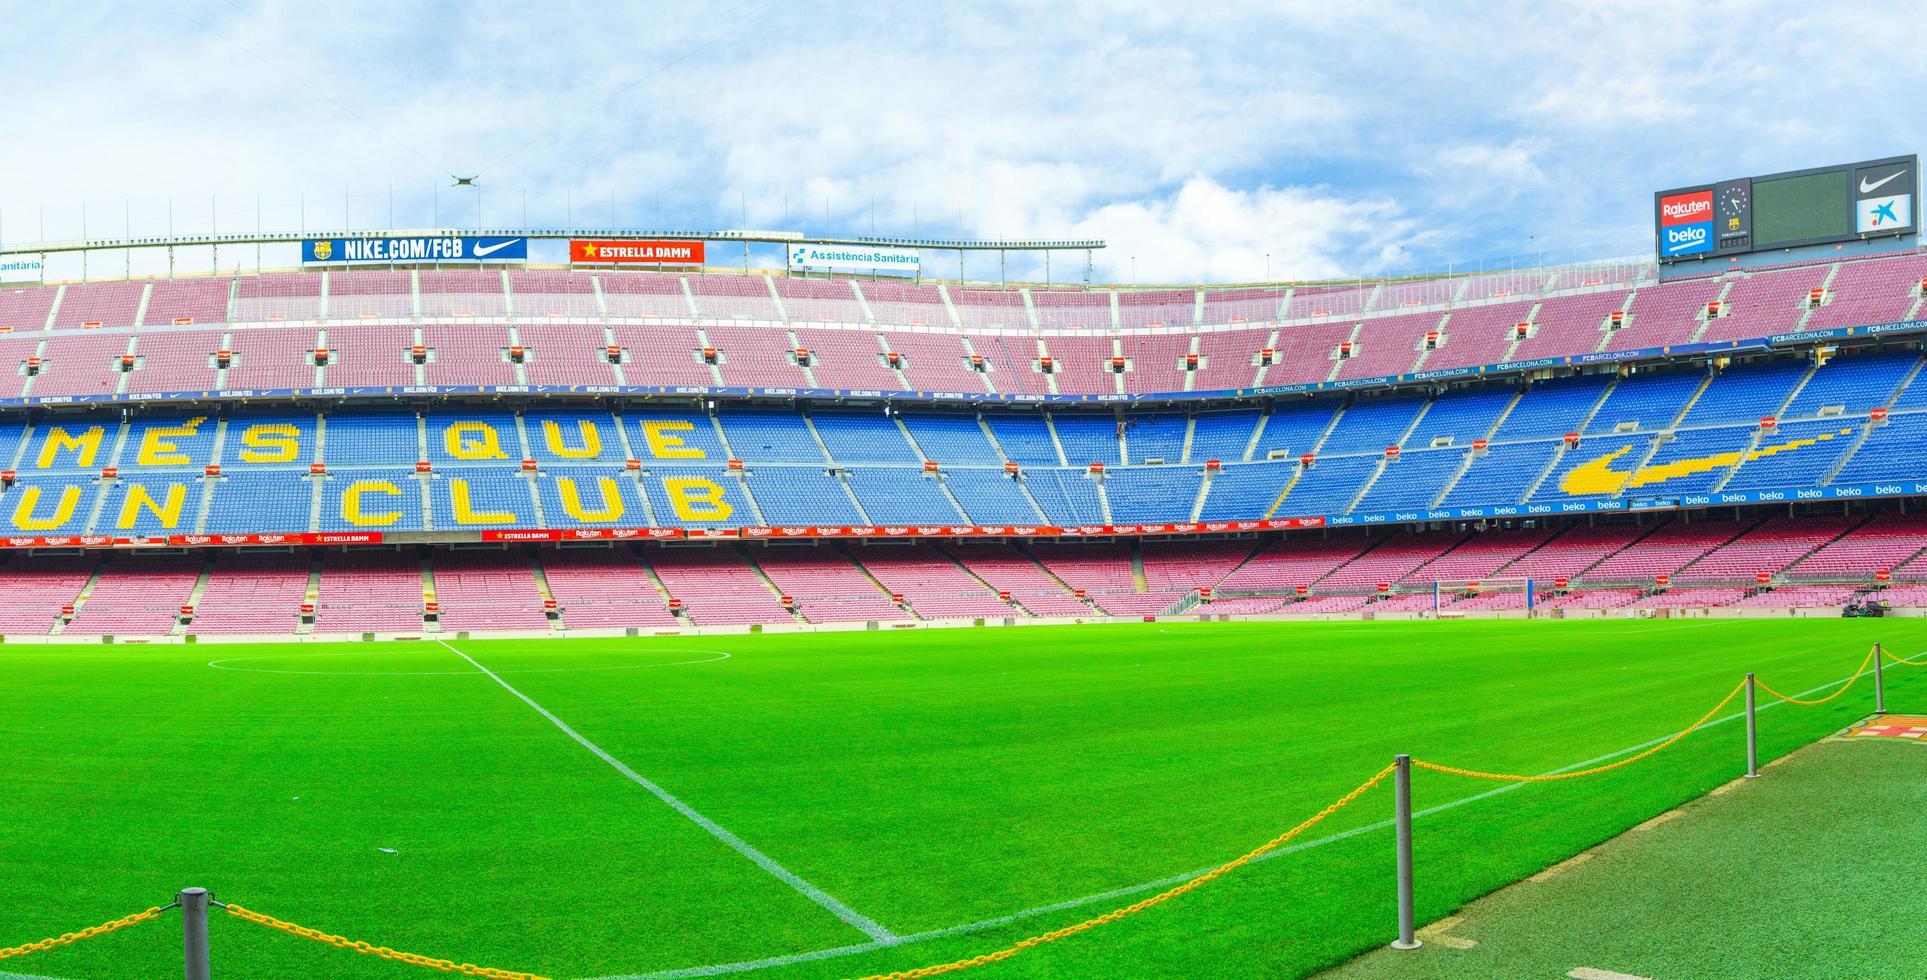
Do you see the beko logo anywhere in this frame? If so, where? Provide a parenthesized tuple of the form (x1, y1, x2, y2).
(1664, 223, 1709, 252)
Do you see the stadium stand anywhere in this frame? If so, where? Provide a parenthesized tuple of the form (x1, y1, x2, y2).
(10, 245, 1927, 634)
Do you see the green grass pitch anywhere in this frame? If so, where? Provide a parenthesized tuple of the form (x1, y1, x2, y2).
(1, 619, 1919, 979)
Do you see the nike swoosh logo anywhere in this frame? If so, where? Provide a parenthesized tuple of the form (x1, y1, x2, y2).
(1860, 171, 1905, 193)
(472, 239, 521, 257)
(1559, 428, 1855, 496)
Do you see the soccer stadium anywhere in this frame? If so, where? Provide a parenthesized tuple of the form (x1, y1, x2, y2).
(4, 6, 1925, 979)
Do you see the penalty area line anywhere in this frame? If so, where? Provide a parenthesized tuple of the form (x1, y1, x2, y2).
(597, 651, 1920, 980)
(435, 639, 897, 943)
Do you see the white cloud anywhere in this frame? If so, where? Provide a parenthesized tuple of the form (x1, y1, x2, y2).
(1061, 177, 1414, 283)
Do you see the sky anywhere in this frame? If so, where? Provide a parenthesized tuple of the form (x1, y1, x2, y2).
(0, 1, 1918, 284)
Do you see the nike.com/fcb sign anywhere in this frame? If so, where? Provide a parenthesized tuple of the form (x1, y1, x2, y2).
(302, 236, 528, 264)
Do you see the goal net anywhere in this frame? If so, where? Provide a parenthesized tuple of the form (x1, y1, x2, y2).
(1430, 576, 1539, 613)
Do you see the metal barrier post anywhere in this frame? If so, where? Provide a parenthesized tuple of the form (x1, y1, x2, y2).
(1874, 643, 1885, 716)
(1390, 754, 1421, 950)
(1744, 673, 1759, 779)
(180, 887, 210, 980)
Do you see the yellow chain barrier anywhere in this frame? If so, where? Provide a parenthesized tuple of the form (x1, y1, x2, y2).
(1415, 677, 1747, 783)
(223, 904, 550, 980)
(0, 905, 169, 961)
(847, 763, 1397, 980)
(1882, 646, 1927, 667)
(1755, 646, 1877, 705)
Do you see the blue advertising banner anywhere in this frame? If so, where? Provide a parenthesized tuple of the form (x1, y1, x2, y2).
(302, 236, 528, 263)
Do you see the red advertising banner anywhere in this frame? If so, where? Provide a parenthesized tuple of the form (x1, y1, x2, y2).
(571, 240, 705, 264)
(478, 528, 687, 542)
(0, 519, 1339, 549)
(0, 531, 389, 550)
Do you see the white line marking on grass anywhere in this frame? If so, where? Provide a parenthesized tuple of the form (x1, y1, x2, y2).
(435, 640, 896, 944)
(206, 649, 732, 676)
(597, 651, 1924, 980)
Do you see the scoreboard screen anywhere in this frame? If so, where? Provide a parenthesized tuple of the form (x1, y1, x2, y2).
(1656, 155, 1916, 263)
(1752, 169, 1851, 246)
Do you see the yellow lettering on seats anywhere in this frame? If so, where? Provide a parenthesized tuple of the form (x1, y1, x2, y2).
(542, 419, 602, 459)
(35, 427, 105, 469)
(448, 480, 516, 524)
(116, 483, 186, 529)
(444, 422, 507, 460)
(238, 423, 301, 463)
(557, 477, 623, 522)
(11, 486, 82, 530)
(640, 420, 704, 460)
(665, 477, 731, 522)
(136, 417, 206, 466)
(342, 481, 403, 527)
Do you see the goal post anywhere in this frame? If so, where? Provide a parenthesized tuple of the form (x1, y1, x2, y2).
(1433, 576, 1537, 613)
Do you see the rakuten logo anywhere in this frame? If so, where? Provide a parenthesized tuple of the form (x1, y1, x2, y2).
(1659, 190, 1713, 225)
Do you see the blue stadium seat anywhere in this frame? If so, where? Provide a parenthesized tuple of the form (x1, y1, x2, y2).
(1122, 413, 1186, 463)
(428, 472, 535, 529)
(1248, 398, 1343, 460)
(641, 466, 757, 528)
(1724, 420, 1861, 490)
(1678, 361, 1809, 427)
(525, 411, 627, 464)
(983, 414, 1061, 466)
(1352, 450, 1466, 512)
(318, 472, 426, 531)
(1404, 387, 1516, 448)
(1050, 413, 1121, 466)
(1276, 455, 1378, 516)
(1780, 352, 1918, 419)
(1188, 409, 1262, 463)
(943, 469, 1044, 524)
(326, 413, 424, 466)
(1197, 462, 1288, 520)
(1585, 371, 1704, 433)
(205, 474, 315, 533)
(2, 477, 102, 534)
(1318, 395, 1428, 455)
(901, 412, 1000, 464)
(1491, 375, 1612, 441)
(811, 411, 919, 463)
(534, 470, 653, 527)
(1024, 469, 1106, 525)
(1440, 443, 1556, 507)
(718, 410, 828, 463)
(743, 467, 862, 524)
(844, 468, 964, 524)
(1103, 466, 1200, 522)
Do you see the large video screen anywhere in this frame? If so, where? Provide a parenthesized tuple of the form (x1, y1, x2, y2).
(1752, 169, 1851, 247)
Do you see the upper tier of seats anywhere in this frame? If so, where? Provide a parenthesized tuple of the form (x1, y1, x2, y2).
(0, 250, 1921, 400)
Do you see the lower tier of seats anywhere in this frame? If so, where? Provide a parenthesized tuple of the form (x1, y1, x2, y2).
(6, 506, 1926, 635)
